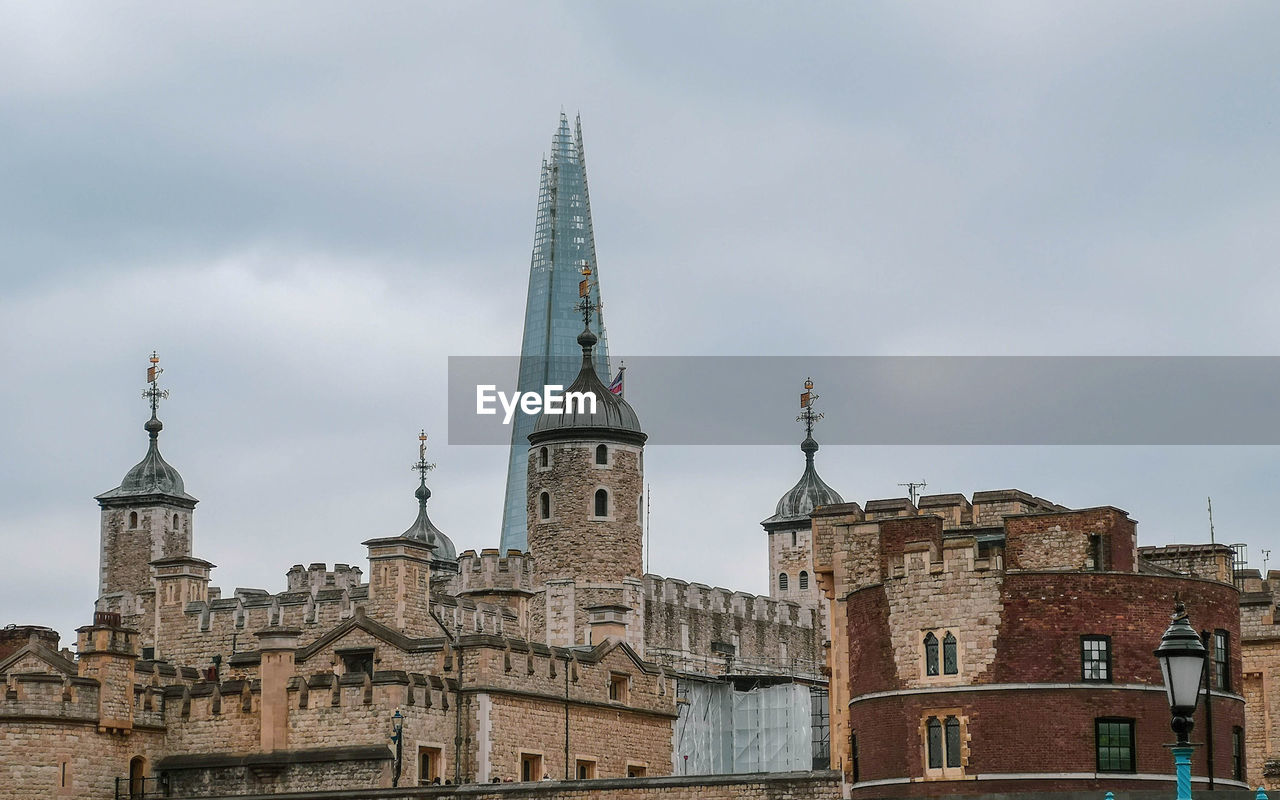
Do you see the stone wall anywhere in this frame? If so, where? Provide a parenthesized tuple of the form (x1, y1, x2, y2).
(161, 770, 843, 800)
(526, 441, 644, 585)
(642, 575, 821, 679)
(1241, 578, 1280, 790)
(1140, 543, 1236, 583)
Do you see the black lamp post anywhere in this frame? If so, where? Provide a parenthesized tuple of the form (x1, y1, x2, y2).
(391, 709, 404, 788)
(1154, 599, 1207, 800)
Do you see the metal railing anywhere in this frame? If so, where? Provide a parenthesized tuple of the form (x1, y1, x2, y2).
(114, 775, 169, 799)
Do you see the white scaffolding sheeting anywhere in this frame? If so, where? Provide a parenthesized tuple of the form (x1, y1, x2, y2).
(673, 681, 812, 775)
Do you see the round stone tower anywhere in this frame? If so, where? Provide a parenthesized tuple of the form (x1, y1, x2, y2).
(526, 322, 646, 649)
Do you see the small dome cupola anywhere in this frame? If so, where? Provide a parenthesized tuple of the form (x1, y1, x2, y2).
(96, 352, 197, 506)
(401, 430, 456, 564)
(762, 378, 843, 528)
(529, 263, 645, 447)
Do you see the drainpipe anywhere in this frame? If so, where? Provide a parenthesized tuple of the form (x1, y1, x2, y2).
(564, 651, 571, 780)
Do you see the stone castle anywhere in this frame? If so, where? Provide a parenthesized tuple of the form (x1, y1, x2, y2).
(0, 333, 834, 798)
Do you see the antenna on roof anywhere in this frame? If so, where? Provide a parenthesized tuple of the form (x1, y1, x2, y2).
(1207, 496, 1215, 544)
(899, 481, 927, 506)
(1263, 549, 1272, 574)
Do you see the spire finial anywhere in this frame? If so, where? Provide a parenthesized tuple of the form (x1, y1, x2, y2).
(796, 378, 824, 462)
(575, 261, 600, 353)
(412, 429, 435, 504)
(141, 351, 169, 439)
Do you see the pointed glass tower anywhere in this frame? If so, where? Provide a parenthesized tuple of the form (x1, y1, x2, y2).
(499, 112, 610, 553)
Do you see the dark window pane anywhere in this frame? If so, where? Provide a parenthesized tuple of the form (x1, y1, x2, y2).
(1214, 630, 1230, 691)
(594, 489, 608, 517)
(945, 717, 961, 767)
(927, 718, 942, 769)
(924, 633, 939, 676)
(1096, 719, 1135, 773)
(595, 444, 607, 465)
(943, 633, 958, 675)
(1232, 727, 1243, 781)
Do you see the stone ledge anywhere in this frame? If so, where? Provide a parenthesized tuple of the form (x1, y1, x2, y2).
(157, 744, 393, 771)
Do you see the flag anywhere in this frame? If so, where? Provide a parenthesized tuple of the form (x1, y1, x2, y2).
(579, 279, 590, 298)
(147, 366, 157, 383)
(800, 391, 810, 408)
(608, 369, 624, 396)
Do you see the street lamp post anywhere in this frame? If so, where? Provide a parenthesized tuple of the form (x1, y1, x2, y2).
(390, 709, 404, 788)
(1154, 599, 1208, 800)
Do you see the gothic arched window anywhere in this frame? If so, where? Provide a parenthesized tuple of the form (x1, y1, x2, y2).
(924, 632, 939, 676)
(539, 492, 550, 521)
(778, 572, 789, 591)
(945, 716, 962, 767)
(943, 632, 958, 675)
(926, 717, 943, 769)
(594, 488, 608, 517)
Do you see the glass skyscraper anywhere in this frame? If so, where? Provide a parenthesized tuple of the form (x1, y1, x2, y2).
(499, 112, 610, 553)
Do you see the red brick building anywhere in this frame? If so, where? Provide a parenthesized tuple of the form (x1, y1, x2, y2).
(812, 491, 1247, 797)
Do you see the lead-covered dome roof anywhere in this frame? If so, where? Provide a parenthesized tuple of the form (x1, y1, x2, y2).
(529, 328, 645, 447)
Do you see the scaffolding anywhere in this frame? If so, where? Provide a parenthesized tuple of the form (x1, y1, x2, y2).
(673, 680, 814, 775)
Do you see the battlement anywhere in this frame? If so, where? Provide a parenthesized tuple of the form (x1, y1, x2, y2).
(1138, 543, 1235, 584)
(286, 563, 364, 594)
(455, 549, 535, 596)
(886, 535, 999, 581)
(643, 575, 811, 629)
(0, 673, 101, 721)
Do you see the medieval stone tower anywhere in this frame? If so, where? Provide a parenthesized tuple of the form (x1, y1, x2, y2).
(762, 380, 842, 616)
(95, 356, 198, 635)
(526, 322, 646, 654)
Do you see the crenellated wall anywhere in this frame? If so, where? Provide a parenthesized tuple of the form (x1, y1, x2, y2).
(642, 575, 820, 679)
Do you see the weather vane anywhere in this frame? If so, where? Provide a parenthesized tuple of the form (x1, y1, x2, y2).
(412, 429, 436, 482)
(142, 351, 169, 417)
(797, 378, 823, 439)
(575, 260, 600, 330)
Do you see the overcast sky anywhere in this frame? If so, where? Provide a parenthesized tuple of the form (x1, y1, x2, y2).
(3, 2, 1279, 645)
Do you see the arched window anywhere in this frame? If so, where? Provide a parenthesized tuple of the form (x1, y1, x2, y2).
(595, 444, 608, 465)
(539, 447, 548, 468)
(540, 492, 551, 521)
(778, 572, 789, 591)
(924, 632, 939, 676)
(944, 716, 962, 767)
(172, 513, 179, 529)
(798, 571, 809, 590)
(926, 717, 943, 769)
(129, 511, 138, 528)
(594, 488, 608, 517)
(943, 632, 958, 675)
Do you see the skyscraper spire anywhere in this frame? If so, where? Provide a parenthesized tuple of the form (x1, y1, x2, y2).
(499, 113, 610, 553)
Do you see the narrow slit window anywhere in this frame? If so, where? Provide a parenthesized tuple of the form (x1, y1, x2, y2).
(540, 492, 550, 520)
(594, 488, 608, 517)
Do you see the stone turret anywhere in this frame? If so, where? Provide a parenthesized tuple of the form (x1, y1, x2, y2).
(762, 379, 843, 614)
(95, 355, 198, 636)
(362, 437, 457, 638)
(76, 611, 139, 733)
(527, 315, 646, 651)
